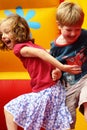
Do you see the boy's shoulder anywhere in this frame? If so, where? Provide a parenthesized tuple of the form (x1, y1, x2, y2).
(81, 29, 87, 35)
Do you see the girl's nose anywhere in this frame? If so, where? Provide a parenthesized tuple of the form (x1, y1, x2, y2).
(2, 33, 6, 39)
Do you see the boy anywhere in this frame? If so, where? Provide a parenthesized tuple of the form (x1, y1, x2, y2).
(50, 1, 87, 129)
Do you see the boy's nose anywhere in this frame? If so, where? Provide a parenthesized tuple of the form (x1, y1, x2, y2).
(70, 31, 76, 36)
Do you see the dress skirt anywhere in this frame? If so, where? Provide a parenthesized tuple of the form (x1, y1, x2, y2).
(4, 81, 73, 130)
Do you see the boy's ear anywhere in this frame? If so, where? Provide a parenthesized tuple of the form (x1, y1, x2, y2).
(56, 21, 61, 30)
(56, 20, 58, 25)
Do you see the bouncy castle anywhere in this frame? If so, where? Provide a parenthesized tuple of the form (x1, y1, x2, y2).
(0, 0, 87, 130)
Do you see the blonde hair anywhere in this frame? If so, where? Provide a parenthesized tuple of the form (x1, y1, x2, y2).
(0, 14, 34, 50)
(56, 1, 84, 26)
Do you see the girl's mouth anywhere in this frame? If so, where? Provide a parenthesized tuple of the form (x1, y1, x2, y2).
(5, 40, 11, 44)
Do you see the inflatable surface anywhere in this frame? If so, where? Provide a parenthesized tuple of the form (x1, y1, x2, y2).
(0, 0, 87, 130)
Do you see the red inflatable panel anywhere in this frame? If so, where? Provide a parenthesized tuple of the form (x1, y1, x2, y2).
(0, 80, 31, 130)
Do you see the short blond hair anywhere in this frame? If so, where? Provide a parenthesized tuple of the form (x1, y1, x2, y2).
(56, 1, 84, 26)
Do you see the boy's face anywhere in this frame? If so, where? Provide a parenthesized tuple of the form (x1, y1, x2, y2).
(0, 20, 15, 50)
(59, 25, 81, 44)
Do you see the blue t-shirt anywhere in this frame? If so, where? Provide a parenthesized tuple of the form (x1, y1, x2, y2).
(50, 29, 87, 86)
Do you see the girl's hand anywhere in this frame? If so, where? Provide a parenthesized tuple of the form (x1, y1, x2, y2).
(52, 68, 62, 81)
(62, 64, 82, 74)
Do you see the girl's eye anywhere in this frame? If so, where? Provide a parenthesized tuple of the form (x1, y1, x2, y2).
(4, 29, 11, 34)
(5, 31, 10, 34)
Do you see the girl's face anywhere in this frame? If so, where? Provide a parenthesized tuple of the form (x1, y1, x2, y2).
(59, 25, 81, 44)
(0, 20, 15, 50)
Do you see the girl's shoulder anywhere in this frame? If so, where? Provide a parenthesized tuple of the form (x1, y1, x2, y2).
(13, 41, 34, 57)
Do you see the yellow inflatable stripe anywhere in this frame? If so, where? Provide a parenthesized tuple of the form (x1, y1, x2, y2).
(0, 72, 30, 79)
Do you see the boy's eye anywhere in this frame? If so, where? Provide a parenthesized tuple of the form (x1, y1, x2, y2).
(76, 29, 81, 31)
(66, 29, 72, 32)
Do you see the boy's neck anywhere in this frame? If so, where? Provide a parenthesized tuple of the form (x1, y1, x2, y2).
(56, 35, 73, 46)
(56, 35, 68, 46)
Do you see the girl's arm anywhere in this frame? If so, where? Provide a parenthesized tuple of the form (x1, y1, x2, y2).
(20, 46, 82, 74)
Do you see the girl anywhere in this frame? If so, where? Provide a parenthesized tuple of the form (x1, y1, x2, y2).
(0, 14, 81, 130)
